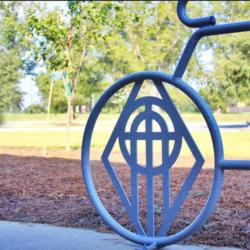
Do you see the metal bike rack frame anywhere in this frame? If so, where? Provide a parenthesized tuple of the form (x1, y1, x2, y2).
(82, 1, 250, 249)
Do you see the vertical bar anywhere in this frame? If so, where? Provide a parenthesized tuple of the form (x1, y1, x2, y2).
(145, 104, 155, 236)
(131, 136, 139, 232)
(162, 139, 170, 235)
(146, 174, 154, 236)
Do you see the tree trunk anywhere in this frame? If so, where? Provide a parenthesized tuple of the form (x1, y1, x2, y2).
(43, 72, 54, 156)
(65, 95, 71, 151)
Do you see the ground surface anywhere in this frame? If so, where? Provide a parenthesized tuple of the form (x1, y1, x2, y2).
(0, 221, 241, 250)
(0, 148, 249, 249)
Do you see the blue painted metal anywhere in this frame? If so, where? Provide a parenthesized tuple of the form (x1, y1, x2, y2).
(81, 1, 250, 249)
(81, 72, 224, 248)
(177, 0, 216, 28)
(102, 80, 205, 237)
(174, 1, 250, 78)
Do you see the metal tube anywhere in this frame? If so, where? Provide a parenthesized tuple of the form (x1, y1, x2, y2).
(220, 160, 250, 170)
(177, 0, 216, 28)
(174, 21, 250, 78)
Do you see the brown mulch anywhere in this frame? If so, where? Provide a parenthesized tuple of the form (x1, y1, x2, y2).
(0, 148, 249, 249)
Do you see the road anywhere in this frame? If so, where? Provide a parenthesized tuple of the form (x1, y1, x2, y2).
(0, 120, 249, 132)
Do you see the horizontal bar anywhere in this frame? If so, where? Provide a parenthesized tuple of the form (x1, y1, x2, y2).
(121, 132, 175, 140)
(199, 21, 250, 37)
(220, 160, 250, 170)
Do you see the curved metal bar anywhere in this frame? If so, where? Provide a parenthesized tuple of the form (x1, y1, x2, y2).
(81, 71, 224, 247)
(174, 21, 250, 78)
(82, 1, 250, 248)
(177, 0, 216, 28)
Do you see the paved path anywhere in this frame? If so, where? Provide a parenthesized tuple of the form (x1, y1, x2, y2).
(0, 221, 241, 250)
(0, 121, 249, 132)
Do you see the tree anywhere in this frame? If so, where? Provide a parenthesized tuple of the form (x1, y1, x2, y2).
(101, 2, 190, 79)
(0, 50, 22, 112)
(26, 2, 119, 150)
(0, 2, 26, 112)
(26, 1, 118, 117)
(24, 104, 45, 114)
(35, 73, 67, 113)
(95, 2, 195, 111)
(199, 1, 250, 111)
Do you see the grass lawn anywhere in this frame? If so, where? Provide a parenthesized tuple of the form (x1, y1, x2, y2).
(3, 112, 250, 123)
(184, 112, 250, 123)
(1, 112, 249, 160)
(0, 130, 249, 159)
(2, 113, 116, 122)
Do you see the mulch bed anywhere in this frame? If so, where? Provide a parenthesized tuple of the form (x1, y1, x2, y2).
(0, 148, 249, 249)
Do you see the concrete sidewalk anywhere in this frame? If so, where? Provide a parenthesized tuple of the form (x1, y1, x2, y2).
(0, 221, 241, 250)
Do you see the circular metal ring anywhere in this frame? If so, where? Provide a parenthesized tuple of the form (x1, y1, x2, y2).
(81, 71, 224, 247)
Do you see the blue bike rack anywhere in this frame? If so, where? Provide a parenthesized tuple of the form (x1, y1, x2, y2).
(82, 1, 250, 249)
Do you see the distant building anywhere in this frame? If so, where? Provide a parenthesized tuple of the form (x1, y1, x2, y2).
(227, 102, 250, 113)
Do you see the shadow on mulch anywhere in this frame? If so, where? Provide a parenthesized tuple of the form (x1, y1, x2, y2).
(0, 154, 249, 249)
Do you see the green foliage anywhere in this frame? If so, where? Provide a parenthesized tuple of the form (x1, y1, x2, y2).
(168, 87, 198, 113)
(26, 1, 117, 73)
(26, 1, 118, 119)
(35, 73, 51, 106)
(0, 49, 23, 112)
(199, 86, 227, 112)
(0, 2, 26, 112)
(77, 55, 108, 107)
(0, 2, 24, 49)
(100, 2, 189, 79)
(198, 1, 250, 110)
(0, 1, 247, 114)
(50, 99, 67, 114)
(24, 104, 45, 114)
(0, 112, 3, 124)
(35, 73, 67, 113)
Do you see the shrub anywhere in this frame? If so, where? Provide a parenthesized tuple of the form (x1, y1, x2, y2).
(0, 112, 3, 124)
(24, 104, 45, 114)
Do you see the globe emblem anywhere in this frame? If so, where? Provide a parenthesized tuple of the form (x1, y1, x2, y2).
(101, 79, 204, 237)
(119, 98, 182, 175)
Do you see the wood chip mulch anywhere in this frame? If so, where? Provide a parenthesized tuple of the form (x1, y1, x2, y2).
(0, 148, 249, 249)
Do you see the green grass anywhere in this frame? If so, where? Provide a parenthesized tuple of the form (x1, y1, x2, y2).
(0, 130, 249, 159)
(1, 112, 249, 159)
(3, 112, 250, 123)
(0, 131, 83, 149)
(181, 112, 250, 123)
(3, 113, 76, 122)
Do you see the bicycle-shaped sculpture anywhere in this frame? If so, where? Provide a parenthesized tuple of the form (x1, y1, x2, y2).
(82, 1, 250, 249)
